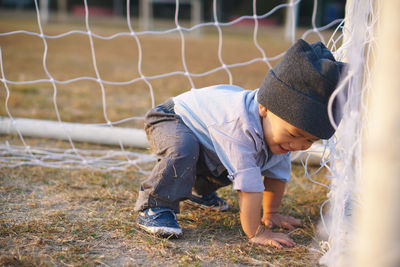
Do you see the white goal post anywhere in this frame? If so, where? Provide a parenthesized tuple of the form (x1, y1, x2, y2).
(0, 116, 148, 148)
(139, 0, 202, 30)
(353, 0, 400, 266)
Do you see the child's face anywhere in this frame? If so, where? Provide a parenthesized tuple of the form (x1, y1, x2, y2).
(259, 104, 320, 154)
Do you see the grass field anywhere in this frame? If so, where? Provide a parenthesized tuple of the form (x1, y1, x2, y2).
(0, 13, 334, 266)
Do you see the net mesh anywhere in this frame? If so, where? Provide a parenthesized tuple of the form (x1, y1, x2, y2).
(0, 0, 345, 171)
(0, 0, 375, 265)
(319, 0, 376, 265)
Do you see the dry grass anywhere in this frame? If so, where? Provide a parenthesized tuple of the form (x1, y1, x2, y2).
(0, 13, 334, 266)
(0, 163, 329, 266)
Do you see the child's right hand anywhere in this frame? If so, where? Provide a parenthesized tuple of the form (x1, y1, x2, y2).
(249, 227, 295, 249)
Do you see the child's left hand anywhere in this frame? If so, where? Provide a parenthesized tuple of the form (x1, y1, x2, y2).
(262, 213, 302, 231)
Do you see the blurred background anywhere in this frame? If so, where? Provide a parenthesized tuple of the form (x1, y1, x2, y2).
(0, 0, 345, 27)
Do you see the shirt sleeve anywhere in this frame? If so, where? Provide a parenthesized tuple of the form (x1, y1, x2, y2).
(207, 120, 265, 192)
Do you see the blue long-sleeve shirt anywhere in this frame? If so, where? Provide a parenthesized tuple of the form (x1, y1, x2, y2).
(173, 84, 291, 192)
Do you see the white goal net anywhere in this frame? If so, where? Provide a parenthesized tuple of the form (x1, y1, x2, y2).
(0, 0, 379, 265)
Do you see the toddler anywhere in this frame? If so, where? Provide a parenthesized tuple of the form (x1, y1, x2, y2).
(135, 39, 346, 248)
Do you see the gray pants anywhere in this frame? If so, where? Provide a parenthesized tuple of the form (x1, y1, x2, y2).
(134, 100, 231, 213)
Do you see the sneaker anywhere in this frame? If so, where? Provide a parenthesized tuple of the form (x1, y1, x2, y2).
(187, 192, 229, 211)
(137, 207, 182, 237)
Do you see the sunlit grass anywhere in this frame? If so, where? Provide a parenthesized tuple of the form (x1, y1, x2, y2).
(0, 162, 329, 266)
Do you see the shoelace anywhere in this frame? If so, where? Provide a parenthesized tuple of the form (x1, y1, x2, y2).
(149, 208, 177, 220)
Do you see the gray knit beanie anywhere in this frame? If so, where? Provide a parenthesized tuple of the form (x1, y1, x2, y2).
(257, 39, 347, 139)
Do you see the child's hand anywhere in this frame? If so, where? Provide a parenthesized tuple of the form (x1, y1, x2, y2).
(262, 213, 302, 230)
(249, 227, 295, 249)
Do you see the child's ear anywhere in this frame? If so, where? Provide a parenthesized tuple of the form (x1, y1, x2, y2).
(259, 104, 268, 117)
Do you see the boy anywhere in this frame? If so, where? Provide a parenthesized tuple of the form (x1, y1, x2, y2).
(134, 39, 346, 248)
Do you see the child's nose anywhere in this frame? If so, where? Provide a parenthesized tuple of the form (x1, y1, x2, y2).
(289, 142, 301, 151)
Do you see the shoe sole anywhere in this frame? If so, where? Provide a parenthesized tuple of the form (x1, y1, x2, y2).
(184, 199, 229, 211)
(137, 223, 182, 238)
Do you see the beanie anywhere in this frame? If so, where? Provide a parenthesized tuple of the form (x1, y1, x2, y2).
(257, 39, 347, 139)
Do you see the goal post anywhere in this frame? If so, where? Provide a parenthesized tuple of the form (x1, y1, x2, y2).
(0, 116, 149, 148)
(284, 0, 299, 42)
(139, 0, 202, 30)
(353, 0, 400, 266)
